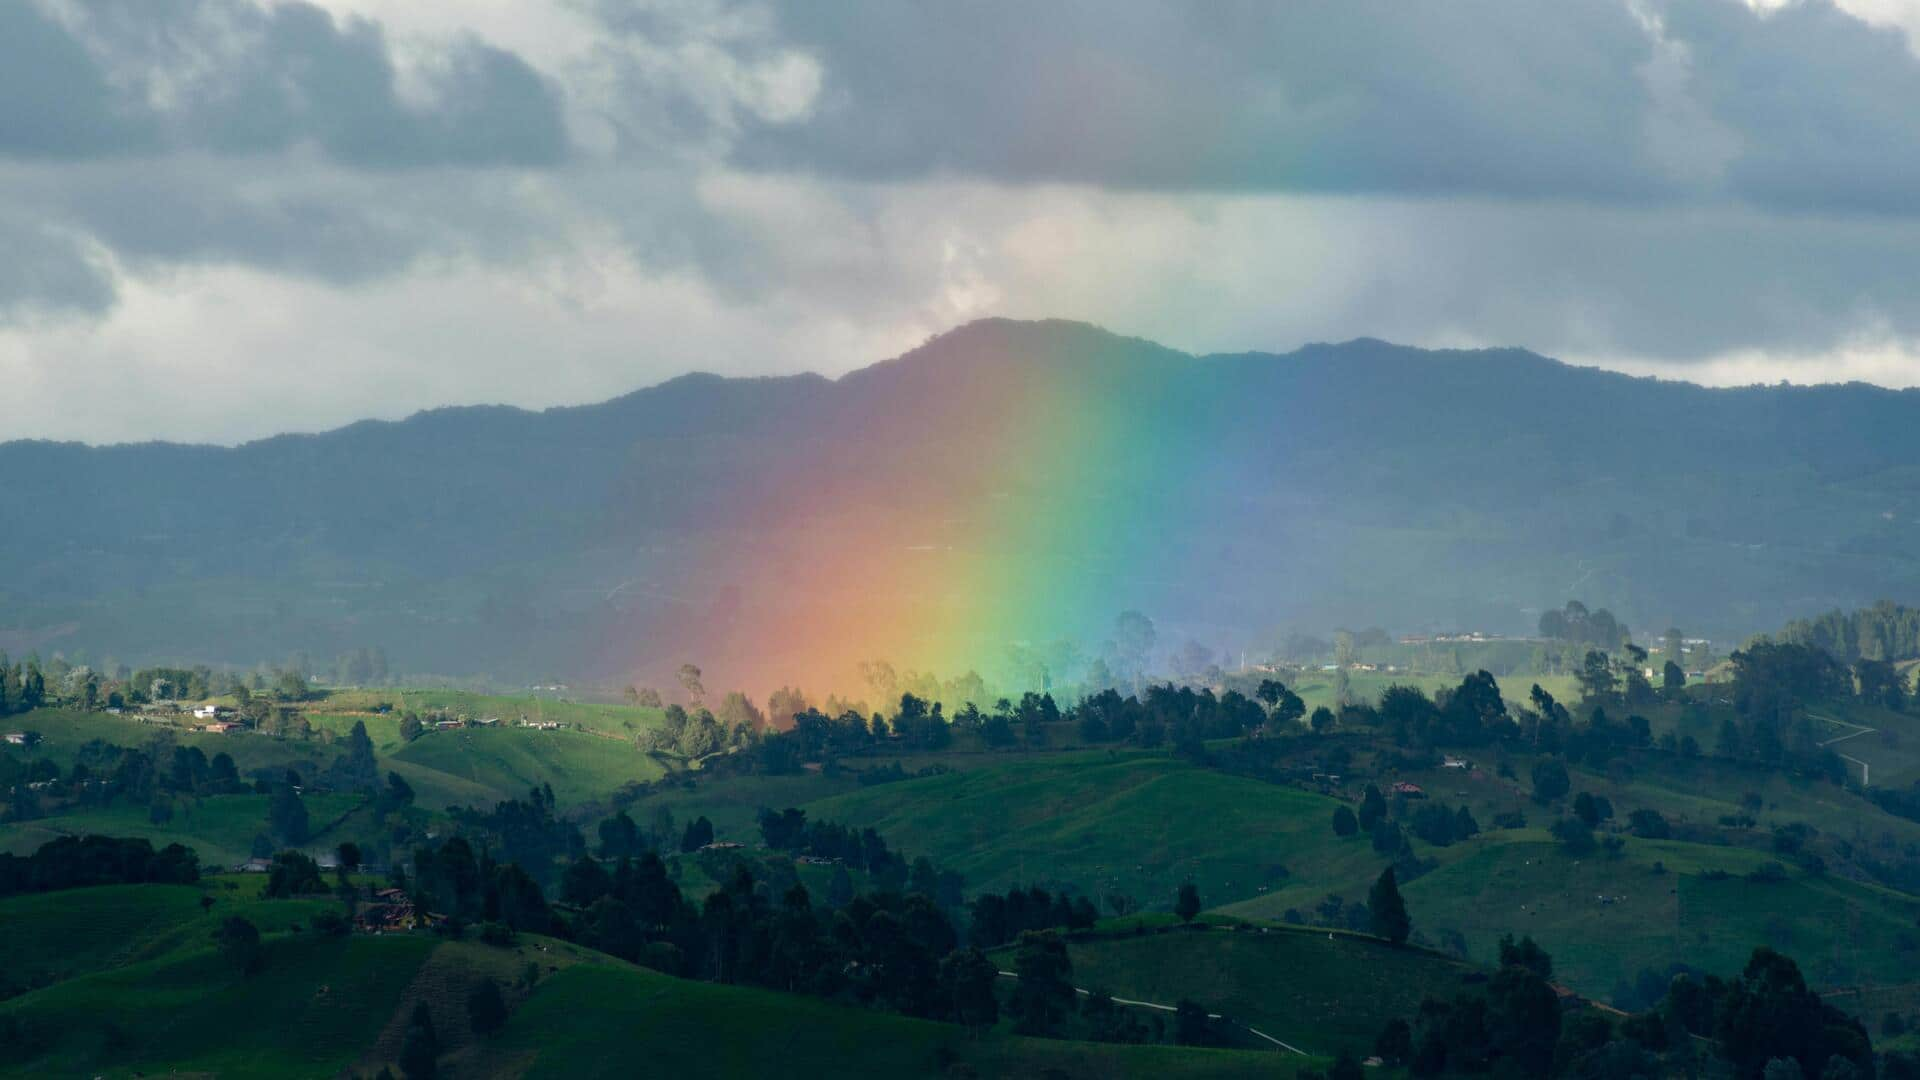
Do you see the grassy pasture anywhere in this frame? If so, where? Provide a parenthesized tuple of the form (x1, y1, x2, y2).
(0, 933, 436, 1078)
(493, 958, 1308, 1080)
(386, 725, 667, 809)
(0, 791, 366, 868)
(806, 753, 1385, 912)
(1007, 922, 1480, 1057)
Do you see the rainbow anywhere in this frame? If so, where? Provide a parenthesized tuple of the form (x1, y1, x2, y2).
(670, 319, 1231, 706)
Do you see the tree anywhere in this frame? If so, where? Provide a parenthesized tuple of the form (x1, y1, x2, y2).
(1165, 997, 1209, 1044)
(1329, 1051, 1365, 1080)
(941, 947, 1000, 1032)
(1175, 882, 1201, 924)
(1485, 962, 1561, 1075)
(1310, 706, 1337, 734)
(766, 686, 809, 730)
(1334, 631, 1356, 708)
(265, 851, 326, 897)
(679, 816, 714, 853)
(1664, 660, 1687, 693)
(399, 1001, 439, 1080)
(1619, 810, 1668, 841)
(268, 783, 309, 846)
(215, 915, 262, 975)
(1716, 947, 1872, 1079)
(399, 713, 424, 742)
(1578, 649, 1619, 701)
(1370, 819, 1406, 856)
(1113, 611, 1157, 681)
(1332, 805, 1359, 837)
(1551, 817, 1597, 855)
(1358, 784, 1388, 830)
(1009, 931, 1075, 1035)
(1375, 1018, 1413, 1065)
(1530, 758, 1570, 803)
(1368, 868, 1410, 945)
(467, 977, 508, 1037)
(676, 663, 705, 706)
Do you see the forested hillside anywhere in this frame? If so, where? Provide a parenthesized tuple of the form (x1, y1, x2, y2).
(5, 318, 1920, 692)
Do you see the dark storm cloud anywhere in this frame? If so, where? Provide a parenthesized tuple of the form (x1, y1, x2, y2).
(0, 0, 569, 168)
(736, 0, 1920, 216)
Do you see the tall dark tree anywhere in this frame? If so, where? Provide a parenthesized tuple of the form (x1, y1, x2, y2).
(1369, 868, 1410, 945)
(399, 1001, 438, 1080)
(1332, 805, 1359, 837)
(1008, 931, 1075, 1035)
(1358, 784, 1388, 831)
(467, 977, 508, 1037)
(1175, 882, 1201, 924)
(215, 915, 262, 975)
(1174, 999, 1212, 1046)
(940, 947, 1000, 1033)
(268, 783, 309, 846)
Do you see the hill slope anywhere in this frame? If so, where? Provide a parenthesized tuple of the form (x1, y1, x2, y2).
(7, 318, 1920, 691)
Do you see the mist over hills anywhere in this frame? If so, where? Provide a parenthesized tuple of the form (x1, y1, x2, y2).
(4, 318, 1918, 693)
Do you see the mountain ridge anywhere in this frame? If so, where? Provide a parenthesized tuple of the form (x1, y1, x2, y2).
(4, 318, 1918, 691)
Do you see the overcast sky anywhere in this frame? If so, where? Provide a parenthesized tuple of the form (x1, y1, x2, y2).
(6, 0, 1920, 444)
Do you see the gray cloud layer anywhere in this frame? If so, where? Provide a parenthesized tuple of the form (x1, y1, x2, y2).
(3, 0, 1920, 443)
(742, 0, 1920, 215)
(4, 0, 567, 168)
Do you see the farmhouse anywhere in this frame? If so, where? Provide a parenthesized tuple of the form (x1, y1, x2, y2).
(192, 704, 231, 720)
(2, 733, 27, 745)
(1391, 781, 1427, 798)
(356, 889, 432, 932)
(200, 721, 242, 734)
(434, 719, 464, 730)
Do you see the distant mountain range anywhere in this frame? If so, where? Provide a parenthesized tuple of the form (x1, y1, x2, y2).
(5, 318, 1919, 694)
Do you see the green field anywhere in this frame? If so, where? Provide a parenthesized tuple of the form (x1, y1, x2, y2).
(386, 725, 668, 809)
(1220, 831, 1920, 1003)
(1004, 923, 1480, 1058)
(0, 882, 1313, 1079)
(0, 791, 368, 868)
(0, 877, 371, 995)
(806, 753, 1387, 912)
(308, 687, 670, 741)
(493, 956, 1307, 1080)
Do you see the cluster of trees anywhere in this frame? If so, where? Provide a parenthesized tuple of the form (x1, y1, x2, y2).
(758, 806, 963, 906)
(1538, 601, 1629, 650)
(553, 851, 1004, 1029)
(0, 655, 329, 719)
(1376, 673, 1510, 747)
(1515, 688, 1653, 767)
(637, 704, 756, 759)
(967, 886, 1100, 948)
(1379, 937, 1875, 1079)
(0, 657, 48, 717)
(1331, 783, 1479, 854)
(329, 647, 392, 688)
(1732, 639, 1910, 716)
(1779, 601, 1920, 666)
(594, 806, 682, 860)
(3, 737, 257, 824)
(758, 807, 900, 872)
(0, 834, 199, 896)
(445, 785, 584, 880)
